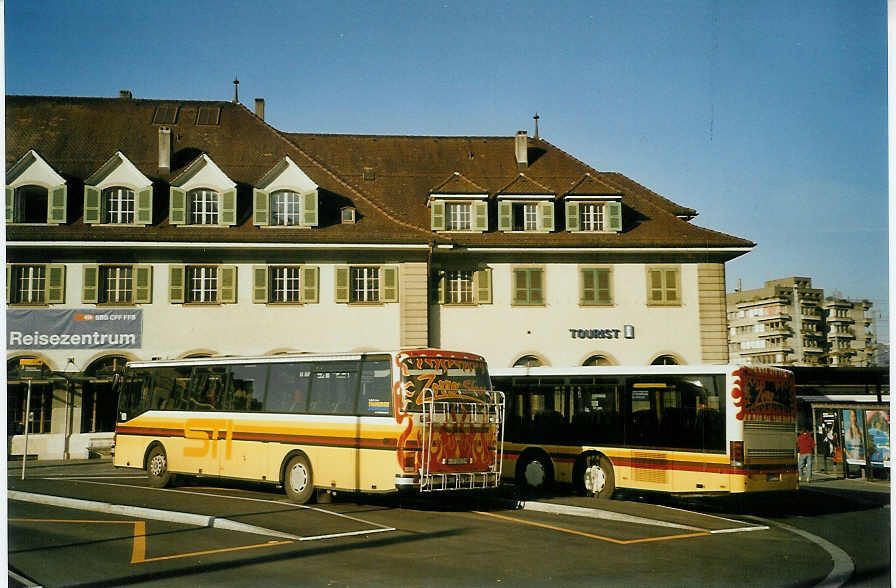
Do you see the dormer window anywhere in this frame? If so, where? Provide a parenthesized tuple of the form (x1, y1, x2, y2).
(254, 157, 319, 228)
(169, 154, 237, 227)
(429, 172, 489, 233)
(446, 202, 472, 231)
(565, 200, 621, 232)
(189, 188, 220, 225)
(495, 174, 555, 233)
(83, 152, 153, 225)
(340, 206, 357, 224)
(6, 150, 67, 225)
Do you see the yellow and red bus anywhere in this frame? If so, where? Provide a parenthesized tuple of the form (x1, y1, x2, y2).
(113, 350, 504, 503)
(491, 364, 797, 497)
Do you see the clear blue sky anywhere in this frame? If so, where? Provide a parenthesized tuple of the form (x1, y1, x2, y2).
(5, 1, 889, 333)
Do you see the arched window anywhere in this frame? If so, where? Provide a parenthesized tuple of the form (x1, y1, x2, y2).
(651, 355, 679, 365)
(583, 354, 613, 366)
(513, 355, 543, 368)
(84, 355, 129, 379)
(271, 190, 302, 226)
(102, 187, 135, 224)
(14, 185, 48, 223)
(188, 188, 219, 225)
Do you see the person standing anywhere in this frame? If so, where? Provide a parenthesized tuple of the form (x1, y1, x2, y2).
(797, 428, 815, 483)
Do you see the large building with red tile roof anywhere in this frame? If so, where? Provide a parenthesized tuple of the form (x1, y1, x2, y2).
(6, 93, 753, 459)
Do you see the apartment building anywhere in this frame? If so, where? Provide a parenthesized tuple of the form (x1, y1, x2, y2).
(6, 93, 753, 459)
(727, 277, 876, 367)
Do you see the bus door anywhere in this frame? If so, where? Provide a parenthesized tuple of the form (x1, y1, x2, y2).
(306, 361, 360, 492)
(626, 381, 675, 491)
(182, 366, 233, 477)
(356, 357, 396, 492)
(223, 363, 270, 480)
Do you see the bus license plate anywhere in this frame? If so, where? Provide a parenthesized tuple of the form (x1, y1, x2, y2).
(442, 457, 473, 465)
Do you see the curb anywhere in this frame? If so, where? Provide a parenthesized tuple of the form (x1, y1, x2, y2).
(8, 490, 302, 541)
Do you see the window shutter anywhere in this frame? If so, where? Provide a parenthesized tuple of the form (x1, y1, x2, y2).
(530, 269, 544, 304)
(83, 186, 101, 224)
(47, 264, 66, 303)
(302, 190, 318, 227)
(302, 266, 319, 303)
(649, 269, 664, 303)
(220, 188, 237, 226)
(48, 185, 67, 224)
(252, 265, 268, 303)
(169, 265, 185, 303)
(136, 187, 153, 225)
(169, 187, 186, 225)
(253, 189, 269, 226)
(565, 201, 579, 231)
(665, 269, 679, 303)
(82, 265, 99, 303)
(596, 269, 611, 304)
(381, 266, 398, 302)
(580, 269, 596, 305)
(498, 201, 512, 231)
(134, 265, 153, 303)
(6, 187, 13, 223)
(219, 265, 237, 303)
(436, 271, 446, 304)
(5, 265, 10, 303)
(513, 269, 527, 304)
(334, 266, 350, 303)
(473, 201, 488, 231)
(430, 200, 445, 231)
(474, 268, 492, 304)
(607, 201, 622, 231)
(539, 201, 555, 232)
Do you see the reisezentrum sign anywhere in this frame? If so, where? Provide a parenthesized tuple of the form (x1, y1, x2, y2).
(7, 309, 143, 349)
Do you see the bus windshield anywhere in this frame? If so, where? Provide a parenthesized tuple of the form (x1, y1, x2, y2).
(400, 355, 492, 411)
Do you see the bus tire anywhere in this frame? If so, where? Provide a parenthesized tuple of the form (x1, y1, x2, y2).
(575, 453, 615, 499)
(283, 454, 315, 504)
(516, 450, 554, 491)
(145, 445, 175, 488)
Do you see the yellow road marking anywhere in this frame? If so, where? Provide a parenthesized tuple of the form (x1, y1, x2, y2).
(475, 511, 710, 545)
(9, 518, 293, 564)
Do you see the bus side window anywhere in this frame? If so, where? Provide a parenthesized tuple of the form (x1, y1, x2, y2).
(151, 366, 191, 410)
(230, 364, 268, 412)
(359, 359, 391, 416)
(310, 361, 360, 415)
(266, 362, 311, 413)
(187, 367, 228, 411)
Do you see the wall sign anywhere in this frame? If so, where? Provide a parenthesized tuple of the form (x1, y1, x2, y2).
(568, 325, 635, 340)
(7, 308, 143, 349)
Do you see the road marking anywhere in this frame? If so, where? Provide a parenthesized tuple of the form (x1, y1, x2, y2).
(30, 475, 148, 480)
(9, 517, 293, 564)
(745, 516, 853, 588)
(475, 511, 711, 545)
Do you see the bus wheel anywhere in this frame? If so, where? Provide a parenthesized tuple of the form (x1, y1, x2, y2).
(577, 454, 615, 499)
(284, 454, 315, 504)
(516, 452, 553, 491)
(145, 445, 174, 488)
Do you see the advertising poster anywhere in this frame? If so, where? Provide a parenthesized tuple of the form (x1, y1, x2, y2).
(7, 308, 142, 349)
(841, 409, 865, 465)
(864, 410, 890, 468)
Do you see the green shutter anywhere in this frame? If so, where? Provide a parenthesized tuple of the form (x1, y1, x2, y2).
(252, 265, 268, 303)
(335, 266, 350, 303)
(530, 269, 543, 304)
(83, 186, 101, 224)
(134, 265, 152, 303)
(436, 271, 446, 304)
(474, 268, 492, 304)
(473, 201, 488, 231)
(381, 266, 398, 303)
(581, 268, 596, 305)
(82, 265, 99, 303)
(169, 187, 186, 224)
(566, 201, 579, 231)
(665, 269, 679, 303)
(136, 187, 153, 225)
(302, 191, 318, 226)
(253, 189, 269, 226)
(47, 264, 66, 303)
(48, 185, 67, 224)
(302, 266, 319, 303)
(539, 201, 554, 232)
(6, 187, 13, 223)
(169, 265, 185, 303)
(430, 200, 445, 231)
(649, 269, 664, 303)
(6, 265, 10, 303)
(513, 269, 527, 304)
(607, 201, 622, 231)
(596, 269, 611, 304)
(498, 201, 512, 231)
(219, 265, 237, 303)
(220, 188, 236, 226)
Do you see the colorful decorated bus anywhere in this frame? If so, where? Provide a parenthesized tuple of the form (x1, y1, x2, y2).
(491, 364, 797, 497)
(113, 350, 504, 503)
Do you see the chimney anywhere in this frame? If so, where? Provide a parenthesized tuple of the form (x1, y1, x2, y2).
(515, 130, 528, 169)
(119, 90, 132, 99)
(255, 98, 265, 121)
(158, 127, 171, 174)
